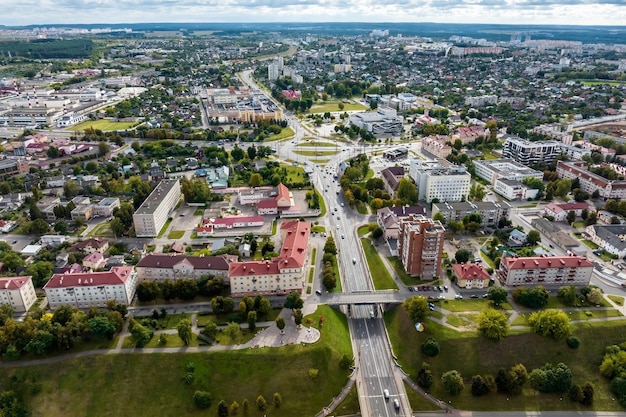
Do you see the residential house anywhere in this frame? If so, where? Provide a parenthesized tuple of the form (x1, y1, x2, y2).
(543, 202, 591, 222)
(93, 198, 121, 218)
(70, 238, 109, 254)
(453, 263, 491, 289)
(585, 224, 626, 258)
(82, 252, 107, 270)
(508, 229, 527, 247)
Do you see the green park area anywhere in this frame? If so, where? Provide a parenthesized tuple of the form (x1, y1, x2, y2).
(263, 127, 295, 141)
(361, 238, 397, 290)
(385, 305, 626, 412)
(309, 100, 367, 113)
(0, 306, 352, 417)
(67, 119, 138, 131)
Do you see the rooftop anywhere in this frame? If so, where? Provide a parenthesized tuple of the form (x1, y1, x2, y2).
(134, 179, 179, 216)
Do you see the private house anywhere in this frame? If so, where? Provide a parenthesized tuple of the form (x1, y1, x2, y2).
(44, 266, 138, 309)
(508, 229, 527, 247)
(543, 202, 591, 222)
(497, 255, 593, 287)
(70, 238, 109, 255)
(82, 252, 107, 270)
(93, 198, 121, 218)
(0, 276, 37, 312)
(135, 253, 237, 282)
(585, 224, 626, 258)
(228, 221, 310, 297)
(452, 263, 491, 289)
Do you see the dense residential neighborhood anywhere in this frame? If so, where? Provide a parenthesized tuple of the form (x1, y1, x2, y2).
(0, 21, 625, 417)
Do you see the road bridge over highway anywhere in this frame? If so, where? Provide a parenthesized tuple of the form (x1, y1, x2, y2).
(320, 290, 406, 305)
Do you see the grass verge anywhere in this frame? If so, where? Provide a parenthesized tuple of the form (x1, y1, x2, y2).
(168, 230, 185, 239)
(361, 238, 397, 290)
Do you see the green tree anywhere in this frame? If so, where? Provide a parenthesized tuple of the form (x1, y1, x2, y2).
(276, 316, 286, 332)
(25, 261, 54, 287)
(477, 308, 509, 340)
(284, 292, 303, 310)
(487, 286, 507, 306)
(63, 179, 80, 198)
(529, 363, 572, 393)
(273, 392, 282, 408)
(557, 285, 578, 306)
(417, 362, 433, 390)
(249, 173, 263, 187)
(403, 295, 429, 322)
(442, 370, 464, 395)
(193, 391, 212, 409)
(455, 249, 471, 264)
(396, 178, 418, 205)
(177, 318, 192, 346)
(471, 375, 491, 396)
(231, 145, 244, 161)
(247, 311, 257, 332)
(88, 316, 117, 340)
(293, 309, 303, 326)
(566, 210, 576, 224)
(229, 401, 240, 415)
(217, 400, 229, 417)
(525, 230, 541, 246)
(256, 395, 267, 411)
(130, 320, 153, 347)
(468, 183, 486, 201)
(528, 309, 571, 339)
(421, 337, 440, 357)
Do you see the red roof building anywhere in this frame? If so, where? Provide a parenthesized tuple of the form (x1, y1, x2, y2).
(257, 199, 278, 215)
(0, 276, 37, 312)
(196, 216, 265, 236)
(275, 183, 291, 209)
(229, 221, 310, 297)
(497, 255, 593, 287)
(44, 266, 138, 309)
(452, 263, 491, 289)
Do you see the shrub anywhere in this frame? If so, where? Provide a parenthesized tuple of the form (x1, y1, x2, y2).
(566, 336, 581, 349)
(421, 337, 440, 357)
(471, 375, 490, 396)
(308, 368, 319, 379)
(273, 392, 282, 407)
(193, 391, 212, 409)
(256, 395, 267, 411)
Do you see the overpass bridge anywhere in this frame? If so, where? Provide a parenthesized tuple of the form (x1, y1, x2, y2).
(320, 290, 406, 306)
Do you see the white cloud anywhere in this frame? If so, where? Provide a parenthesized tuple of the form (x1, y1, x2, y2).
(1, 0, 625, 26)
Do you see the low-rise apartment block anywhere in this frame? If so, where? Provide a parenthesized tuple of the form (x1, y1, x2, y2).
(473, 159, 543, 186)
(585, 224, 626, 258)
(0, 276, 37, 312)
(43, 266, 138, 309)
(432, 201, 511, 228)
(228, 221, 310, 297)
(497, 255, 593, 287)
(502, 137, 563, 166)
(556, 161, 626, 200)
(135, 253, 237, 282)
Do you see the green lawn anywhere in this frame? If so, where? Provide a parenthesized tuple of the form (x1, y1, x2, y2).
(67, 119, 138, 131)
(87, 221, 115, 237)
(168, 230, 185, 239)
(439, 299, 513, 312)
(385, 305, 626, 412)
(361, 238, 398, 290)
(608, 295, 624, 306)
(357, 225, 370, 236)
(333, 383, 360, 415)
(311, 225, 326, 233)
(264, 127, 295, 142)
(355, 201, 369, 215)
(572, 221, 585, 229)
(2, 342, 351, 417)
(292, 150, 338, 157)
(309, 101, 367, 113)
(387, 256, 416, 286)
(193, 208, 205, 216)
(157, 218, 173, 238)
(295, 141, 337, 147)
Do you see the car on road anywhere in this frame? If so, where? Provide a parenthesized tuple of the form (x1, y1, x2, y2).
(470, 294, 479, 299)
(443, 285, 448, 291)
(315, 290, 322, 295)
(482, 293, 489, 298)
(455, 294, 463, 299)
(341, 202, 344, 207)
(336, 225, 340, 229)
(393, 399, 400, 410)
(383, 389, 390, 400)
(341, 234, 345, 239)
(408, 286, 414, 292)
(352, 258, 356, 264)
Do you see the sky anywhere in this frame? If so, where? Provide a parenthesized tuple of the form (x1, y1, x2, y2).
(1, 0, 625, 27)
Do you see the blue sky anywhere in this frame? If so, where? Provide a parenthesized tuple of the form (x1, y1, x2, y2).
(2, 0, 625, 26)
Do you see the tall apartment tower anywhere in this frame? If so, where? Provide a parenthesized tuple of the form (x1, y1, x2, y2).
(398, 215, 445, 280)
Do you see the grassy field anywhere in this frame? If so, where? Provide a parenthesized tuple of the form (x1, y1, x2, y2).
(295, 141, 337, 147)
(387, 256, 416, 286)
(582, 80, 626, 86)
(357, 225, 370, 236)
(263, 127, 295, 142)
(292, 150, 338, 157)
(439, 299, 513, 312)
(385, 305, 626, 412)
(309, 101, 367, 113)
(311, 225, 326, 233)
(87, 221, 115, 237)
(2, 306, 352, 417)
(67, 119, 138, 131)
(608, 295, 624, 306)
(361, 238, 398, 290)
(168, 230, 185, 239)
